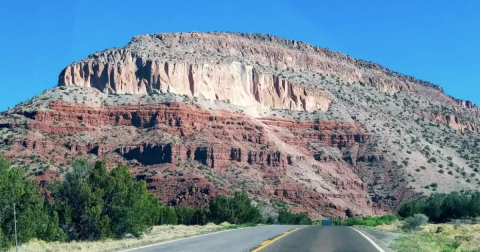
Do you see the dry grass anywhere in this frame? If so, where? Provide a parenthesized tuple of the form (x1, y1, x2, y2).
(9, 223, 229, 252)
(376, 222, 480, 252)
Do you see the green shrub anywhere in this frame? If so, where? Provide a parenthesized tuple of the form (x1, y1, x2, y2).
(208, 192, 261, 224)
(453, 219, 472, 227)
(399, 191, 480, 223)
(436, 226, 445, 233)
(49, 160, 160, 240)
(0, 227, 3, 249)
(398, 201, 425, 218)
(159, 206, 178, 225)
(278, 211, 312, 225)
(265, 216, 276, 224)
(175, 206, 196, 225)
(402, 214, 428, 231)
(0, 157, 65, 249)
(346, 214, 398, 227)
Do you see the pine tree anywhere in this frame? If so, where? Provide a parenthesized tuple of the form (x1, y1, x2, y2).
(50, 159, 112, 241)
(209, 195, 231, 224)
(51, 160, 160, 240)
(0, 157, 64, 249)
(159, 206, 178, 225)
(105, 164, 160, 237)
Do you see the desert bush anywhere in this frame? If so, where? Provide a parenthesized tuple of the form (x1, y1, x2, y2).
(436, 226, 445, 233)
(346, 214, 399, 227)
(49, 160, 160, 240)
(472, 216, 480, 224)
(399, 191, 480, 223)
(258, 204, 278, 224)
(208, 192, 261, 224)
(402, 214, 428, 231)
(278, 210, 312, 225)
(452, 219, 472, 229)
(398, 201, 425, 218)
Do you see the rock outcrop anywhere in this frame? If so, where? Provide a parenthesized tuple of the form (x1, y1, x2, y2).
(60, 57, 331, 111)
(1, 101, 372, 217)
(58, 32, 477, 110)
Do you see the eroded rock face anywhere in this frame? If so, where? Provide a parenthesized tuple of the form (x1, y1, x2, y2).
(2, 101, 373, 218)
(414, 110, 480, 133)
(57, 31, 480, 133)
(60, 56, 331, 111)
(57, 32, 476, 109)
(14, 101, 368, 168)
(58, 32, 430, 94)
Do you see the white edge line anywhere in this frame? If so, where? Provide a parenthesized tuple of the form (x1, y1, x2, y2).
(350, 227, 386, 252)
(119, 226, 254, 252)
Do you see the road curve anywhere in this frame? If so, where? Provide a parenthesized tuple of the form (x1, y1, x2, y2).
(121, 225, 300, 252)
(260, 226, 383, 252)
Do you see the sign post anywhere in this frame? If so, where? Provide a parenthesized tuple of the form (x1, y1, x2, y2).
(13, 203, 18, 252)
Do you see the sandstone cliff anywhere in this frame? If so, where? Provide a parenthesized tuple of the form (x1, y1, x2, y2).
(59, 51, 331, 111)
(58, 32, 477, 111)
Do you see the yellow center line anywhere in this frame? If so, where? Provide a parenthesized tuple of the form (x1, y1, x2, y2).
(261, 240, 271, 246)
(251, 226, 306, 252)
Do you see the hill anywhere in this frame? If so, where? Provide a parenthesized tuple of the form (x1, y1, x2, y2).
(1, 32, 479, 219)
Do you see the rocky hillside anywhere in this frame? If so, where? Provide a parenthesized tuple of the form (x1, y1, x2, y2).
(1, 32, 480, 219)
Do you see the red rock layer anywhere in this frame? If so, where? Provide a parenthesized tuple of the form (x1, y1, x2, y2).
(21, 102, 368, 145)
(10, 101, 369, 170)
(1, 101, 372, 217)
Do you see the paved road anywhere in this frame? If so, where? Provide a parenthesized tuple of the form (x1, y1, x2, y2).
(123, 225, 383, 252)
(123, 225, 300, 252)
(261, 226, 382, 252)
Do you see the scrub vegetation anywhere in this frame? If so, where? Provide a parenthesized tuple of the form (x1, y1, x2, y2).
(350, 193, 480, 252)
(0, 157, 308, 251)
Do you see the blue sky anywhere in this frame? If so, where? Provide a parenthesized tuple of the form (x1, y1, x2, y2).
(0, 0, 478, 111)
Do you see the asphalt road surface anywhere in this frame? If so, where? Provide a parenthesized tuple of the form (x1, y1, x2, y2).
(122, 225, 300, 252)
(261, 226, 383, 252)
(122, 225, 384, 252)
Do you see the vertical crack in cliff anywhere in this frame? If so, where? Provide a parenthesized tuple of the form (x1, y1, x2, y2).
(188, 64, 195, 96)
(252, 68, 261, 103)
(274, 75, 282, 98)
(288, 81, 299, 110)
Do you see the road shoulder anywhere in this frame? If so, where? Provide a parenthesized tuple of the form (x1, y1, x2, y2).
(119, 226, 251, 252)
(354, 226, 401, 252)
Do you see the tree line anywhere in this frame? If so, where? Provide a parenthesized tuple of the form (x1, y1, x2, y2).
(0, 157, 310, 249)
(398, 191, 480, 223)
(345, 214, 399, 227)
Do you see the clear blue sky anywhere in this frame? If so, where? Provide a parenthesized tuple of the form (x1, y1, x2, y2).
(0, 0, 479, 111)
